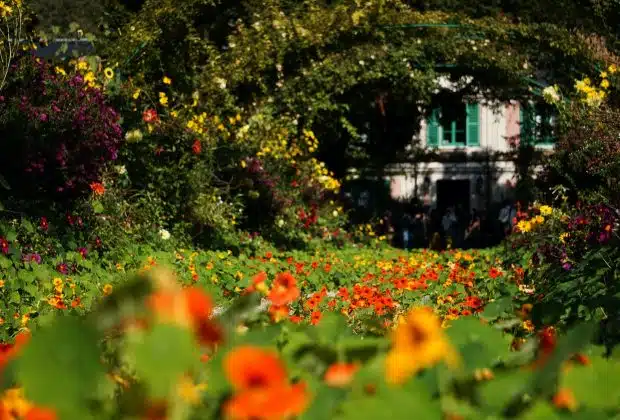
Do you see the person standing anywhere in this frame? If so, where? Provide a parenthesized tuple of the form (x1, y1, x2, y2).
(442, 207, 457, 249)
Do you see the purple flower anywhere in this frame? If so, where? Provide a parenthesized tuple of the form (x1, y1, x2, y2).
(77, 247, 88, 259)
(39, 113, 48, 122)
(22, 253, 42, 264)
(57, 263, 68, 274)
(562, 262, 572, 271)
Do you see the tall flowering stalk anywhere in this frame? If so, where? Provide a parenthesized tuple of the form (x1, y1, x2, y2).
(0, 0, 24, 92)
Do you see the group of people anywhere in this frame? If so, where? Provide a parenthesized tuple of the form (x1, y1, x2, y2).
(393, 200, 517, 250)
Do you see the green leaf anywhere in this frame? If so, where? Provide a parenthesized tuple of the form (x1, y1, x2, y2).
(562, 357, 620, 409)
(481, 297, 513, 321)
(301, 385, 347, 420)
(530, 323, 596, 398)
(446, 318, 510, 374)
(5, 230, 17, 242)
(92, 200, 104, 214)
(9, 291, 20, 304)
(16, 316, 103, 418)
(478, 370, 533, 414)
(337, 377, 441, 420)
(131, 324, 198, 398)
(521, 402, 561, 419)
(314, 312, 349, 344)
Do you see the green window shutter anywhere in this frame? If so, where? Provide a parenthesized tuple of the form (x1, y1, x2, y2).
(520, 103, 535, 146)
(465, 102, 479, 146)
(427, 107, 440, 147)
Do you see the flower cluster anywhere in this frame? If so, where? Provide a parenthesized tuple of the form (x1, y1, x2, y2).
(574, 65, 616, 107)
(0, 55, 123, 201)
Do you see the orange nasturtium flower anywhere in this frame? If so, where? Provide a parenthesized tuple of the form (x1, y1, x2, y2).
(0, 332, 30, 373)
(324, 363, 359, 388)
(89, 182, 105, 196)
(385, 307, 459, 385)
(147, 270, 222, 347)
(244, 271, 269, 295)
(223, 346, 309, 419)
(267, 272, 300, 306)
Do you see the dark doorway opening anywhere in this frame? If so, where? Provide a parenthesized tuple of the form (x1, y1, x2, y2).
(436, 179, 471, 215)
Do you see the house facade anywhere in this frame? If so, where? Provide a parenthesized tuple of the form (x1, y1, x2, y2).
(387, 93, 555, 214)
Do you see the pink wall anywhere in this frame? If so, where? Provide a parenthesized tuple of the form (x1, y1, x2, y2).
(390, 177, 404, 198)
(505, 102, 520, 147)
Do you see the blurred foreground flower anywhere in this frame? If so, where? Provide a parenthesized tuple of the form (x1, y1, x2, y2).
(147, 269, 222, 347)
(223, 346, 309, 419)
(385, 307, 459, 384)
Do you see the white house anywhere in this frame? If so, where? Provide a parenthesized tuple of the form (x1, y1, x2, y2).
(387, 79, 555, 213)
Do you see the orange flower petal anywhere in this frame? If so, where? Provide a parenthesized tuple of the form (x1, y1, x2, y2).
(224, 346, 288, 391)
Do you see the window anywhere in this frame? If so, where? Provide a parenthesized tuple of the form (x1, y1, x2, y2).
(427, 101, 479, 148)
(520, 102, 556, 146)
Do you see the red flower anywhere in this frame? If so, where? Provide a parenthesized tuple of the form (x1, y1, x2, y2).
(464, 296, 483, 309)
(310, 311, 322, 325)
(268, 272, 300, 306)
(40, 217, 49, 232)
(324, 363, 359, 388)
(489, 267, 502, 279)
(0, 237, 8, 255)
(142, 108, 158, 123)
(192, 139, 201, 155)
(89, 182, 105, 196)
(0, 332, 30, 374)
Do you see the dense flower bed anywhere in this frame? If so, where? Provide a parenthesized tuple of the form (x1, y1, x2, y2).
(0, 248, 616, 419)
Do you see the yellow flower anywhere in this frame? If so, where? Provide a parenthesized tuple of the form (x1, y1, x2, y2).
(132, 89, 141, 99)
(539, 205, 553, 216)
(522, 320, 535, 333)
(600, 71, 608, 79)
(103, 284, 113, 295)
(559, 232, 569, 244)
(177, 375, 207, 405)
(609, 64, 617, 74)
(385, 307, 459, 385)
(54, 66, 66, 76)
(0, 2, 13, 16)
(159, 92, 168, 106)
(84, 71, 96, 83)
(534, 215, 544, 224)
(517, 220, 532, 233)
(163, 76, 172, 85)
(601, 79, 610, 89)
(103, 67, 114, 80)
(76, 61, 89, 71)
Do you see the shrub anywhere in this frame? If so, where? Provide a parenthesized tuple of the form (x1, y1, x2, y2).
(0, 54, 123, 210)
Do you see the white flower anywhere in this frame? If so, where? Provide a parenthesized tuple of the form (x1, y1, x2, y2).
(277, 219, 285, 227)
(543, 85, 561, 104)
(115, 165, 127, 175)
(332, 210, 338, 217)
(215, 77, 227, 89)
(159, 229, 171, 240)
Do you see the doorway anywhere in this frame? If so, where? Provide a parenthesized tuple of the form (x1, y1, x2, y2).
(436, 179, 471, 215)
